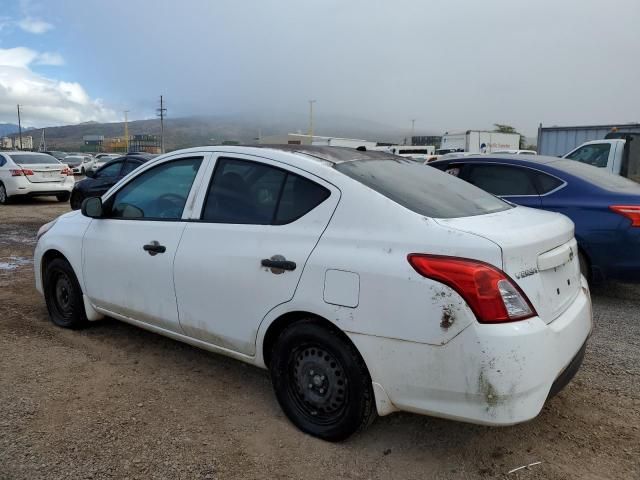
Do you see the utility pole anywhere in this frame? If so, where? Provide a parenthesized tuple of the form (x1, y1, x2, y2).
(308, 100, 316, 140)
(410, 119, 416, 146)
(156, 95, 166, 153)
(39, 129, 46, 151)
(123, 110, 129, 152)
(17, 104, 23, 150)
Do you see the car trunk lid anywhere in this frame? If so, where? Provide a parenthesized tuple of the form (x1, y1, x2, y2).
(18, 163, 67, 183)
(435, 206, 581, 324)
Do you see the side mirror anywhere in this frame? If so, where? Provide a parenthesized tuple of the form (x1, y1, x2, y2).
(81, 197, 104, 218)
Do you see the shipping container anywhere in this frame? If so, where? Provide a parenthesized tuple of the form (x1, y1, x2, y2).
(537, 123, 640, 157)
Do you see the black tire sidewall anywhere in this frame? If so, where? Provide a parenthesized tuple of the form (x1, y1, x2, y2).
(56, 192, 70, 202)
(0, 182, 7, 204)
(270, 321, 374, 441)
(44, 258, 87, 328)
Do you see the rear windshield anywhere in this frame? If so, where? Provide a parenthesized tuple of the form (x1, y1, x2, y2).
(8, 154, 60, 165)
(550, 159, 640, 191)
(335, 159, 511, 218)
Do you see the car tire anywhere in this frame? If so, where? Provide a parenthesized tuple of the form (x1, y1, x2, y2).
(69, 191, 82, 210)
(56, 192, 71, 202)
(43, 258, 88, 329)
(81, 167, 85, 176)
(269, 319, 376, 441)
(578, 251, 590, 282)
(0, 182, 10, 205)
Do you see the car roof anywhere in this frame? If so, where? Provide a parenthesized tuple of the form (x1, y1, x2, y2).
(165, 145, 398, 166)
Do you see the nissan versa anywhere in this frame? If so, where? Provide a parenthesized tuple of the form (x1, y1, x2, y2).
(34, 146, 592, 441)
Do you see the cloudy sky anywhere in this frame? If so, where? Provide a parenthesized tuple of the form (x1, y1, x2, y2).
(0, 0, 639, 135)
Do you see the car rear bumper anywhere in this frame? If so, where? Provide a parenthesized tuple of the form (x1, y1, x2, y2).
(6, 176, 74, 197)
(348, 277, 592, 425)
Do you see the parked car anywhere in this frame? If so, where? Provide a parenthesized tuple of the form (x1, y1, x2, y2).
(63, 154, 96, 175)
(35, 146, 591, 441)
(429, 154, 640, 283)
(493, 149, 537, 155)
(93, 153, 123, 171)
(43, 151, 69, 162)
(69, 154, 152, 209)
(0, 151, 74, 204)
(563, 132, 640, 183)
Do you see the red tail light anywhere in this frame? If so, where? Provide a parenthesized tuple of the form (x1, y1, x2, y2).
(407, 254, 536, 323)
(610, 205, 640, 227)
(61, 167, 73, 175)
(10, 169, 34, 176)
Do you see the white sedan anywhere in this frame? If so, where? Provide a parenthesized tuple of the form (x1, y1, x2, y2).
(0, 151, 74, 204)
(34, 146, 591, 441)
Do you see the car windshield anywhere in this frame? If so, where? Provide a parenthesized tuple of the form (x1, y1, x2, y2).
(551, 159, 640, 191)
(8, 154, 61, 165)
(335, 159, 511, 218)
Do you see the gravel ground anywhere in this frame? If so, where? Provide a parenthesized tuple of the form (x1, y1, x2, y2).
(1, 198, 639, 480)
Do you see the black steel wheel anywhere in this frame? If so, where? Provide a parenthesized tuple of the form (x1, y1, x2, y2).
(43, 258, 88, 329)
(270, 319, 376, 441)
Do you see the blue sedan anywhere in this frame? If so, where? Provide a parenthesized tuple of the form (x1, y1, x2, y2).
(429, 155, 640, 283)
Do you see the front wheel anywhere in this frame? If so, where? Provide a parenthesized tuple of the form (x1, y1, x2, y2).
(269, 320, 376, 441)
(56, 192, 71, 202)
(69, 191, 82, 210)
(43, 258, 88, 329)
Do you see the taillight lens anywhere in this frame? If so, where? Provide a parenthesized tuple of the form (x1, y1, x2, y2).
(10, 169, 34, 176)
(62, 167, 73, 175)
(610, 205, 640, 227)
(407, 254, 536, 323)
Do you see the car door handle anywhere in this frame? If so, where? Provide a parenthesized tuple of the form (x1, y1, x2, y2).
(261, 258, 296, 271)
(143, 241, 166, 256)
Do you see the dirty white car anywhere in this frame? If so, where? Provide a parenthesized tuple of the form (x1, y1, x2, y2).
(34, 146, 592, 441)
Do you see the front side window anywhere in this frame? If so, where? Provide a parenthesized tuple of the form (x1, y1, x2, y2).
(201, 157, 330, 225)
(96, 161, 123, 178)
(109, 157, 202, 220)
(565, 143, 611, 168)
(465, 164, 538, 196)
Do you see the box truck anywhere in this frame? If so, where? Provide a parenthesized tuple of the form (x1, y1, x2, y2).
(438, 130, 520, 154)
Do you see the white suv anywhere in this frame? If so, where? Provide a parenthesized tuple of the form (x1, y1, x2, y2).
(0, 151, 74, 204)
(34, 146, 591, 440)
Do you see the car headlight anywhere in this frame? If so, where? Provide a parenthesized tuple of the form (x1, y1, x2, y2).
(36, 219, 58, 242)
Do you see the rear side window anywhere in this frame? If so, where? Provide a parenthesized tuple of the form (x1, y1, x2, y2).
(465, 164, 538, 196)
(336, 159, 510, 218)
(533, 171, 563, 194)
(201, 157, 330, 225)
(121, 160, 142, 176)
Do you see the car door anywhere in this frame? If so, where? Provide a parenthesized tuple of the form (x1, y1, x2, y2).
(173, 154, 340, 355)
(461, 163, 542, 207)
(82, 153, 210, 331)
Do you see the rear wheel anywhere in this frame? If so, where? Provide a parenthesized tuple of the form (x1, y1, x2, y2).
(43, 258, 88, 329)
(0, 182, 9, 205)
(269, 319, 376, 441)
(56, 192, 70, 202)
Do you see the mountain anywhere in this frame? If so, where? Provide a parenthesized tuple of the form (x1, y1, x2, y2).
(35, 114, 410, 151)
(0, 123, 20, 137)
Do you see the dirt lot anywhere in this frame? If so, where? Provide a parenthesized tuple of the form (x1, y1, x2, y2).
(1, 199, 639, 480)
